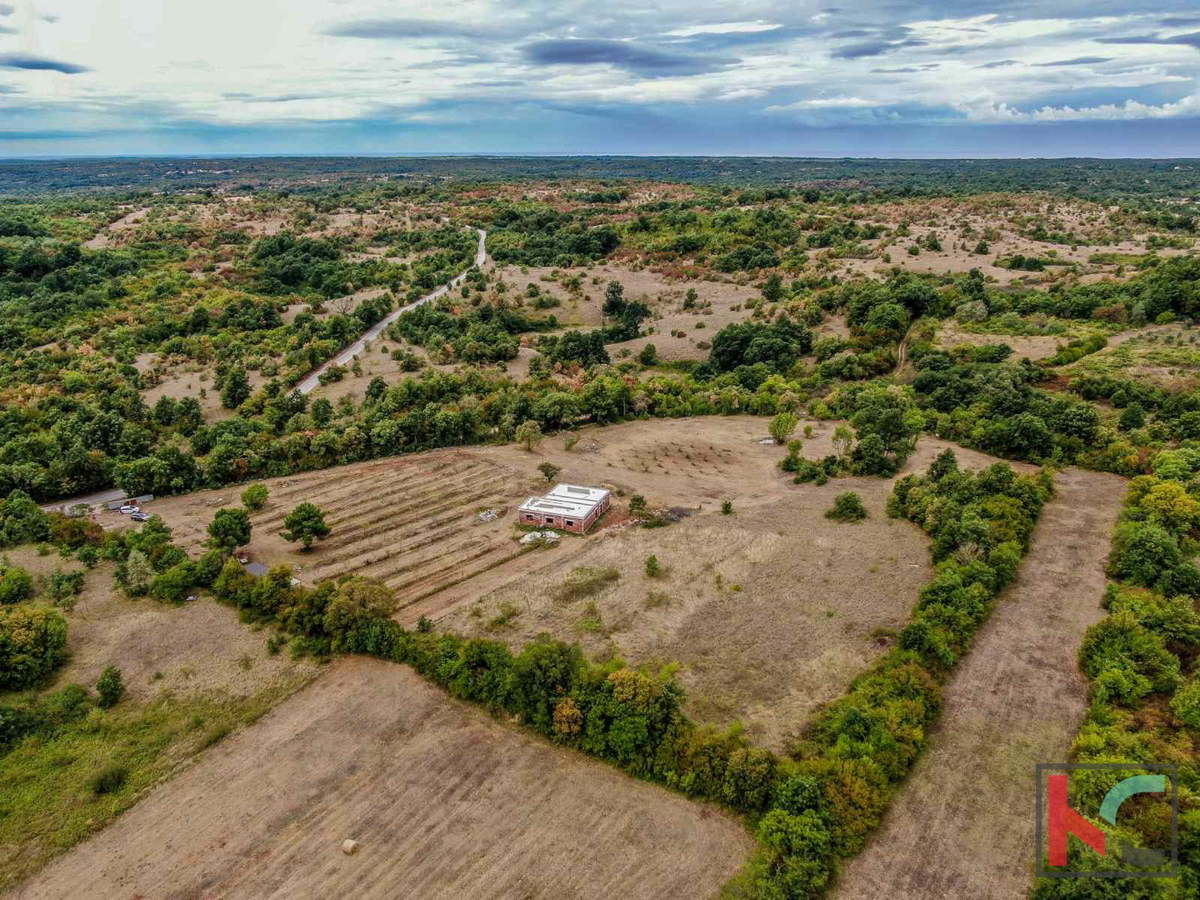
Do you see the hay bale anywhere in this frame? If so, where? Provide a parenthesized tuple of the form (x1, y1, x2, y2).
(341, 839, 360, 855)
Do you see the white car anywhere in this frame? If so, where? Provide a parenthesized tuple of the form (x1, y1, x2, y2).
(118, 504, 139, 515)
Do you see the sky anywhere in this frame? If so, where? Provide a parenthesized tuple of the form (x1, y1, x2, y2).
(0, 0, 1198, 157)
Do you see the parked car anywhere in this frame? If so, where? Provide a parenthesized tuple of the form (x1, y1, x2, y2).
(130, 511, 150, 522)
(119, 504, 139, 515)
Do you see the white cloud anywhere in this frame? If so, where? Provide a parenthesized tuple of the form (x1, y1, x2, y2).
(768, 97, 892, 111)
(665, 22, 781, 37)
(970, 94, 1200, 122)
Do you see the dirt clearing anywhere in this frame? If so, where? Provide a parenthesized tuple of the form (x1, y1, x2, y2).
(830, 467, 1125, 900)
(443, 480, 934, 751)
(12, 656, 754, 900)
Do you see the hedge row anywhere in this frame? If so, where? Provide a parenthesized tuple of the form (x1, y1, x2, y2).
(1030, 465, 1200, 894)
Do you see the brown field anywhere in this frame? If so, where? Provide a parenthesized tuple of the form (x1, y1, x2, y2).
(441, 482, 933, 750)
(0, 546, 312, 705)
(831, 468, 1125, 900)
(124, 416, 1021, 637)
(12, 657, 754, 900)
(141, 451, 541, 611)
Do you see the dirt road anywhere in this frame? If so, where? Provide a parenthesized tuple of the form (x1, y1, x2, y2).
(830, 467, 1126, 900)
(12, 657, 752, 900)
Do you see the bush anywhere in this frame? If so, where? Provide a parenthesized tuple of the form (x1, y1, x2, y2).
(96, 665, 124, 709)
(1171, 679, 1200, 729)
(0, 604, 68, 690)
(241, 484, 269, 512)
(645, 555, 661, 577)
(551, 566, 620, 603)
(826, 493, 867, 522)
(0, 563, 34, 604)
(90, 764, 128, 795)
(722, 499, 733, 515)
(1109, 522, 1181, 587)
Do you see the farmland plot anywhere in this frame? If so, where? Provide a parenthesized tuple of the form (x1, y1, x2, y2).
(152, 451, 539, 609)
(11, 657, 754, 900)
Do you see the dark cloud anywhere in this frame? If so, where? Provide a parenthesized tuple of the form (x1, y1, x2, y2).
(0, 4, 13, 15)
(1097, 31, 1200, 49)
(324, 17, 493, 40)
(871, 66, 921, 72)
(830, 38, 926, 59)
(524, 39, 729, 76)
(1033, 56, 1115, 66)
(1160, 16, 1200, 28)
(977, 59, 1021, 68)
(0, 53, 90, 74)
(0, 25, 15, 34)
(830, 29, 872, 38)
(41, 14, 59, 24)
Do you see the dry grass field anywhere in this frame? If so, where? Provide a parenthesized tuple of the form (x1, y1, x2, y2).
(11, 657, 755, 900)
(0, 549, 318, 889)
(830, 468, 1126, 900)
(441, 483, 933, 751)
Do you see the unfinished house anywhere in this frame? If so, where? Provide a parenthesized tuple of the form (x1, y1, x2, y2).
(518, 483, 611, 534)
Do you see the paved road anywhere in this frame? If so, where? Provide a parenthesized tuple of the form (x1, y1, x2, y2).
(39, 230, 486, 511)
(40, 488, 127, 513)
(295, 228, 487, 395)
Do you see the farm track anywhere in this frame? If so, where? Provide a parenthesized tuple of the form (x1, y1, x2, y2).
(831, 467, 1126, 900)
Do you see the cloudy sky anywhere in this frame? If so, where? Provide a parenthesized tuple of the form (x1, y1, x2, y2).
(1, 0, 1198, 157)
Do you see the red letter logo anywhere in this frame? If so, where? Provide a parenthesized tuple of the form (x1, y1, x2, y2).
(1048, 773, 1106, 865)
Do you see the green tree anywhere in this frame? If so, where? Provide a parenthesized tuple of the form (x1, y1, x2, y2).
(207, 508, 251, 551)
(769, 412, 799, 445)
(538, 462, 561, 483)
(281, 503, 331, 551)
(220, 369, 251, 409)
(241, 483, 269, 512)
(0, 563, 34, 605)
(826, 492, 868, 522)
(122, 549, 154, 597)
(637, 343, 659, 366)
(515, 420, 544, 452)
(96, 665, 124, 708)
(311, 397, 334, 428)
(0, 604, 67, 689)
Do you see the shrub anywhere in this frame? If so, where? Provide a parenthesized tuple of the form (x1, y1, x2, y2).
(1109, 522, 1181, 587)
(0, 604, 68, 690)
(90, 764, 128, 795)
(769, 412, 799, 445)
(826, 493, 867, 522)
(241, 484, 269, 511)
(537, 462, 561, 483)
(0, 563, 34, 605)
(1171, 679, 1200, 730)
(551, 566, 620, 603)
(96, 665, 124, 709)
(722, 499, 733, 515)
(645, 555, 661, 577)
